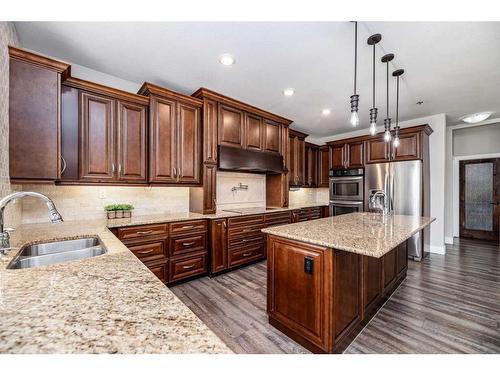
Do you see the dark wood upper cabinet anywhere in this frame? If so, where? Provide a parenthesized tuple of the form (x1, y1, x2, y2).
(80, 91, 116, 181)
(218, 104, 245, 148)
(318, 145, 330, 187)
(149, 95, 177, 183)
(177, 102, 201, 184)
(116, 100, 147, 181)
(330, 144, 345, 169)
(8, 46, 70, 182)
(264, 119, 281, 153)
(365, 136, 390, 164)
(305, 143, 319, 187)
(245, 113, 263, 151)
(139, 82, 202, 185)
(346, 141, 364, 168)
(289, 129, 307, 187)
(392, 131, 420, 161)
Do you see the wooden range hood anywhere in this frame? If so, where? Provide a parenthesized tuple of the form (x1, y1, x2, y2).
(217, 146, 284, 174)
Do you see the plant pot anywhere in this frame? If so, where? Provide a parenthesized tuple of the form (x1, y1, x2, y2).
(107, 211, 116, 219)
(115, 210, 124, 219)
(123, 210, 132, 218)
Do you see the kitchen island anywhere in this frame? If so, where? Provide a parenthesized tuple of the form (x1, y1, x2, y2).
(262, 212, 434, 353)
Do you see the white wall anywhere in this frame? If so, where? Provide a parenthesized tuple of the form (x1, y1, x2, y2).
(313, 114, 447, 254)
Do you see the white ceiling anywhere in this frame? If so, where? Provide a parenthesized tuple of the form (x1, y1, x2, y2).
(14, 22, 500, 137)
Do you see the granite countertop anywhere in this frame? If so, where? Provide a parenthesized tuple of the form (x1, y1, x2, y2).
(0, 220, 231, 354)
(262, 212, 435, 258)
(106, 202, 329, 228)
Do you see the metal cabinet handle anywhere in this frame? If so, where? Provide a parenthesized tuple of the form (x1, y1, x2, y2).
(182, 242, 195, 246)
(112, 163, 115, 174)
(60, 156, 67, 175)
(136, 230, 153, 235)
(183, 264, 195, 269)
(118, 164, 122, 174)
(179, 168, 182, 178)
(173, 168, 177, 178)
(137, 249, 154, 254)
(242, 252, 252, 257)
(222, 221, 227, 228)
(182, 225, 195, 229)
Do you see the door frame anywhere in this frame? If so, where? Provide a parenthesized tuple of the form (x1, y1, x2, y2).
(453, 153, 500, 239)
(458, 157, 500, 242)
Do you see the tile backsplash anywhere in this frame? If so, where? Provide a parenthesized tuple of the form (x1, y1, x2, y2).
(19, 185, 190, 224)
(289, 187, 329, 206)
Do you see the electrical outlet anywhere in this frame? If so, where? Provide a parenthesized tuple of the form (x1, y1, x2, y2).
(99, 189, 106, 199)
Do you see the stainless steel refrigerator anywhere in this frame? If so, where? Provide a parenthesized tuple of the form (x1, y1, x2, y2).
(364, 160, 430, 261)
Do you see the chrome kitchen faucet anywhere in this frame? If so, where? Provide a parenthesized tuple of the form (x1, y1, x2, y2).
(0, 192, 63, 256)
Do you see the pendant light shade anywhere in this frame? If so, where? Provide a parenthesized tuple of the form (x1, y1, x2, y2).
(381, 53, 394, 143)
(349, 22, 359, 127)
(392, 69, 405, 148)
(367, 34, 381, 136)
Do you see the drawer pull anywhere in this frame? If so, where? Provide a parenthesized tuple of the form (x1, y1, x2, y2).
(137, 249, 154, 254)
(182, 264, 195, 269)
(182, 225, 195, 229)
(182, 242, 196, 246)
(136, 230, 153, 235)
(242, 252, 253, 257)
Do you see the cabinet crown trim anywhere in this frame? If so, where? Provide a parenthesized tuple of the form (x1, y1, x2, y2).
(139, 82, 202, 107)
(9, 46, 71, 78)
(63, 76, 150, 105)
(192, 87, 293, 125)
(326, 124, 433, 145)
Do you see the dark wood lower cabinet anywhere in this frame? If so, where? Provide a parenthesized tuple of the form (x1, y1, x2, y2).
(267, 235, 408, 353)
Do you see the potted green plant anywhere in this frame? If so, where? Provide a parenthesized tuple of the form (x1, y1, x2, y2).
(104, 203, 134, 219)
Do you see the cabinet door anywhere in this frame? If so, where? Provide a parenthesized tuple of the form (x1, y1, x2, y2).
(177, 103, 201, 184)
(362, 255, 381, 313)
(264, 119, 281, 153)
(218, 104, 244, 148)
(365, 137, 390, 164)
(330, 144, 345, 169)
(318, 146, 330, 187)
(289, 135, 297, 185)
(149, 96, 177, 183)
(116, 100, 147, 182)
(297, 138, 305, 185)
(346, 141, 364, 168)
(210, 219, 228, 274)
(396, 242, 408, 276)
(203, 163, 217, 214)
(305, 145, 318, 187)
(392, 131, 421, 161)
(80, 92, 115, 181)
(245, 113, 263, 151)
(382, 247, 398, 292)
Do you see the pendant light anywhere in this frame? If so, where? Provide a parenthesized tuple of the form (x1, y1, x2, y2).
(367, 34, 382, 135)
(349, 21, 359, 127)
(392, 69, 404, 148)
(381, 53, 394, 142)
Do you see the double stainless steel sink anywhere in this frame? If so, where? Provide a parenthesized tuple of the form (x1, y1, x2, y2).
(7, 237, 107, 269)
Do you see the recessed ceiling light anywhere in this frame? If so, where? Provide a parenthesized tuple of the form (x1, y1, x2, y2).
(218, 53, 236, 66)
(282, 88, 295, 97)
(461, 112, 493, 124)
(322, 109, 331, 116)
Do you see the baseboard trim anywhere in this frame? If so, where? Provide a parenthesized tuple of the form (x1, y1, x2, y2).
(430, 245, 446, 255)
(445, 236, 454, 245)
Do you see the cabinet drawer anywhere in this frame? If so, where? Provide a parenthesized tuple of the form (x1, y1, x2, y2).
(229, 244, 265, 268)
(170, 233, 206, 257)
(169, 252, 207, 282)
(117, 223, 168, 240)
(144, 260, 168, 283)
(228, 224, 264, 238)
(170, 220, 207, 235)
(126, 239, 167, 262)
(265, 211, 291, 227)
(228, 214, 264, 227)
(228, 233, 264, 248)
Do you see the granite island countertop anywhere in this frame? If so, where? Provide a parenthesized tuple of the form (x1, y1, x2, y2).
(261, 212, 435, 258)
(0, 220, 231, 354)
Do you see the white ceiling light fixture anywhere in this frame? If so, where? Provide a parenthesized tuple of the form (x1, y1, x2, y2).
(218, 53, 236, 66)
(322, 109, 331, 116)
(461, 112, 493, 124)
(282, 88, 295, 97)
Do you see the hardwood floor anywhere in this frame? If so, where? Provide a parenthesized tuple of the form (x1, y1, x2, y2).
(171, 238, 500, 354)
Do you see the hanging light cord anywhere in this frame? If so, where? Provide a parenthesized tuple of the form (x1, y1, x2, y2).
(386, 62, 389, 119)
(372, 44, 375, 108)
(396, 75, 400, 126)
(353, 22, 357, 95)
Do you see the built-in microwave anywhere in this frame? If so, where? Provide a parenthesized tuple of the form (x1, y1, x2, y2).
(329, 168, 364, 201)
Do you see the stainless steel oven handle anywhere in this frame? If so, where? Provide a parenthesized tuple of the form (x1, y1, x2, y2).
(329, 176, 363, 182)
(330, 200, 364, 206)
